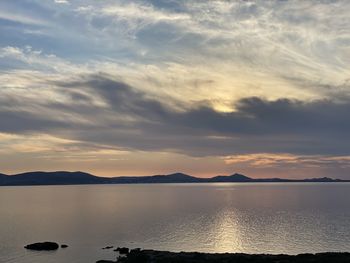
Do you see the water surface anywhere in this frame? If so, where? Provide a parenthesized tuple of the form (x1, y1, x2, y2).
(1, 183, 350, 262)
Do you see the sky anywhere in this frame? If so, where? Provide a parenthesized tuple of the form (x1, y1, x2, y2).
(0, 0, 350, 179)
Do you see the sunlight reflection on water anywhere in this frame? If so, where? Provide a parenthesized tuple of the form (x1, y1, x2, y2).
(1, 183, 350, 262)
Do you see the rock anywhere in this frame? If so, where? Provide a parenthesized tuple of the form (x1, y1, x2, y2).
(107, 250, 350, 263)
(115, 247, 129, 254)
(24, 242, 59, 251)
(130, 248, 141, 253)
(102, 246, 114, 250)
(96, 260, 116, 263)
(61, 244, 68, 248)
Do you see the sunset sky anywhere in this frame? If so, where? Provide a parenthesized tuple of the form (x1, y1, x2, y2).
(1, 0, 350, 178)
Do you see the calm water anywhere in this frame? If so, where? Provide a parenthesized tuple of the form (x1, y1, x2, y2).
(1, 183, 350, 262)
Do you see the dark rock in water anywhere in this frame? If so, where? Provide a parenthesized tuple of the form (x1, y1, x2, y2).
(102, 246, 114, 250)
(115, 247, 129, 254)
(24, 242, 59, 251)
(61, 244, 68, 248)
(96, 260, 116, 263)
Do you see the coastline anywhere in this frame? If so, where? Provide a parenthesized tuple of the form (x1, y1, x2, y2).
(1, 171, 349, 187)
(24, 242, 350, 262)
(99, 249, 350, 263)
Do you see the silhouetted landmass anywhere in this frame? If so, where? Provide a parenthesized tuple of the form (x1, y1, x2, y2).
(209, 173, 253, 182)
(0, 171, 348, 186)
(96, 249, 350, 263)
(0, 173, 10, 186)
(0, 171, 109, 186)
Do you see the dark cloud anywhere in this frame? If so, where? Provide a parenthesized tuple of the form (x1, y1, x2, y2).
(0, 110, 70, 133)
(68, 91, 93, 103)
(1, 74, 350, 157)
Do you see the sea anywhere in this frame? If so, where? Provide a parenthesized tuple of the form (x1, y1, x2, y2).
(1, 183, 350, 262)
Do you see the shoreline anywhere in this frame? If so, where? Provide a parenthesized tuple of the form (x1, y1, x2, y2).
(23, 242, 350, 262)
(97, 249, 350, 263)
(2, 171, 349, 187)
(2, 181, 350, 187)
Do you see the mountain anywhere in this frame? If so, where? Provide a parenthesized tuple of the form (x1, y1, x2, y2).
(153, 172, 201, 183)
(0, 171, 348, 186)
(0, 173, 9, 184)
(209, 173, 253, 182)
(1, 171, 108, 186)
(302, 177, 343, 182)
(0, 173, 8, 178)
(110, 173, 202, 184)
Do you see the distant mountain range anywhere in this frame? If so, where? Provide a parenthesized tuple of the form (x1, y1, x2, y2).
(0, 171, 348, 186)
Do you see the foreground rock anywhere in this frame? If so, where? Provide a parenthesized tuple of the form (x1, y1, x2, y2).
(24, 242, 59, 251)
(114, 247, 129, 254)
(100, 249, 350, 263)
(102, 246, 114, 250)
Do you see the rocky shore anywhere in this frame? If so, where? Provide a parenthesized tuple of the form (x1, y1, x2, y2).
(24, 242, 350, 262)
(98, 249, 350, 263)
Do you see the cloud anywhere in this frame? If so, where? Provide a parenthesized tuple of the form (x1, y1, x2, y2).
(75, 2, 190, 31)
(224, 154, 350, 169)
(2, 1, 349, 105)
(0, 10, 48, 26)
(0, 46, 80, 73)
(1, 1, 350, 177)
(1, 74, 350, 158)
(54, 0, 69, 4)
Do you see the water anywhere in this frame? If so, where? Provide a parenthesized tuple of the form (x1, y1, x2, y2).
(1, 183, 350, 262)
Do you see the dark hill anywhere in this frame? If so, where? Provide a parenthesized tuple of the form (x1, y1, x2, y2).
(0, 171, 348, 186)
(4, 171, 107, 186)
(142, 173, 201, 183)
(0, 173, 9, 184)
(303, 177, 342, 182)
(110, 173, 202, 184)
(209, 173, 252, 182)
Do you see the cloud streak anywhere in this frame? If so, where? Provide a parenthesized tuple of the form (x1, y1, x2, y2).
(1, 74, 350, 158)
